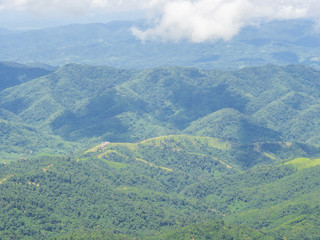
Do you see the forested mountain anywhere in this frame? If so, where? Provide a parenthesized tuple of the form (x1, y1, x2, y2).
(1, 62, 320, 239)
(0, 19, 320, 69)
(1, 63, 320, 158)
(0, 61, 52, 91)
(1, 135, 320, 239)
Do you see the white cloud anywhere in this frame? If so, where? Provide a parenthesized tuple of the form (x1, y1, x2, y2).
(0, 0, 320, 41)
(0, 0, 147, 14)
(133, 0, 256, 42)
(132, 0, 320, 42)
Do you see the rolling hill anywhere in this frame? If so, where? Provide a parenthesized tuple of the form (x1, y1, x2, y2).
(1, 63, 320, 159)
(1, 17, 320, 240)
(1, 135, 320, 239)
(1, 61, 320, 238)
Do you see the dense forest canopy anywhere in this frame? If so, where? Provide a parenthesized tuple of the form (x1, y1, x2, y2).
(1, 61, 320, 239)
(1, 2, 320, 238)
(1, 63, 320, 158)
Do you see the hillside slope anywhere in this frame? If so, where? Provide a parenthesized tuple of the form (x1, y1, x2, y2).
(0, 61, 52, 91)
(1, 135, 320, 239)
(1, 64, 320, 158)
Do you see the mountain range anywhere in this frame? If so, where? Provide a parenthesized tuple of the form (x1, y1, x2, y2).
(1, 134, 320, 239)
(1, 20, 320, 238)
(1, 62, 320, 159)
(0, 19, 320, 69)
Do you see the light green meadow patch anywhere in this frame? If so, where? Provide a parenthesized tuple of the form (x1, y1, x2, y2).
(284, 157, 320, 170)
(110, 142, 138, 151)
(139, 135, 231, 151)
(139, 135, 175, 147)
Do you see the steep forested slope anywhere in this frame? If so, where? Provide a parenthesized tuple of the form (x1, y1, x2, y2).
(1, 19, 320, 240)
(1, 61, 320, 239)
(1, 63, 320, 159)
(1, 136, 320, 239)
(0, 61, 52, 91)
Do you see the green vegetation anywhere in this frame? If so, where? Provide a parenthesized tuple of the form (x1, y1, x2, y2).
(1, 62, 320, 239)
(152, 221, 270, 240)
(284, 157, 320, 170)
(0, 61, 52, 91)
(1, 137, 320, 239)
(2, 63, 320, 161)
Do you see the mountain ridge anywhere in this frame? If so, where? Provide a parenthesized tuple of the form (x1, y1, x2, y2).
(2, 63, 320, 158)
(0, 19, 320, 69)
(1, 134, 319, 239)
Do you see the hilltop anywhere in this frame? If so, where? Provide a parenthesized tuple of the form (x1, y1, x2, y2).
(1, 63, 320, 159)
(0, 135, 320, 239)
(1, 61, 320, 238)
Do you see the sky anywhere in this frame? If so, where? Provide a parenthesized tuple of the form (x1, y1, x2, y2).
(0, 0, 319, 42)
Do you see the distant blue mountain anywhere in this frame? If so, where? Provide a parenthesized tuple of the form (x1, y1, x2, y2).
(0, 19, 319, 69)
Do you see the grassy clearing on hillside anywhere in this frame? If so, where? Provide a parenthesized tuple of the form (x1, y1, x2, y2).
(284, 157, 320, 170)
(140, 135, 231, 151)
(87, 135, 231, 155)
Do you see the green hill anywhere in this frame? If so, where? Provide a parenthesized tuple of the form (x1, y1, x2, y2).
(1, 20, 320, 240)
(0, 61, 52, 91)
(183, 108, 281, 143)
(1, 135, 320, 239)
(2, 64, 320, 159)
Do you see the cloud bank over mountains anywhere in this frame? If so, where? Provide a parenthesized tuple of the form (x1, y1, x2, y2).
(133, 0, 320, 42)
(1, 0, 319, 42)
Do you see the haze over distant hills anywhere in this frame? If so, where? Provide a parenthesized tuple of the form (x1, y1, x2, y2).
(0, 19, 320, 69)
(1, 15, 320, 240)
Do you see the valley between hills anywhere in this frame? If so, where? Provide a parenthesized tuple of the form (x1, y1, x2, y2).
(1, 62, 320, 239)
